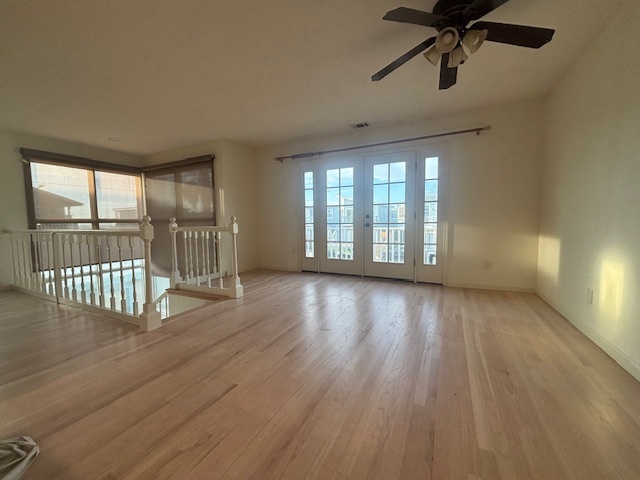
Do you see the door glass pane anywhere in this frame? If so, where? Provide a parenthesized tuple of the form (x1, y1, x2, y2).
(340, 187, 354, 205)
(340, 168, 354, 187)
(327, 243, 341, 259)
(373, 205, 388, 223)
(425, 157, 438, 179)
(389, 183, 405, 203)
(326, 167, 354, 262)
(327, 169, 340, 188)
(304, 171, 314, 189)
(373, 225, 388, 243)
(424, 202, 438, 222)
(341, 243, 354, 260)
(423, 157, 439, 265)
(373, 184, 388, 204)
(373, 244, 388, 263)
(389, 162, 406, 182)
(424, 244, 437, 265)
(326, 188, 340, 206)
(305, 189, 314, 206)
(389, 244, 405, 264)
(371, 161, 406, 264)
(373, 164, 388, 184)
(305, 207, 314, 223)
(389, 204, 405, 224)
(425, 180, 438, 201)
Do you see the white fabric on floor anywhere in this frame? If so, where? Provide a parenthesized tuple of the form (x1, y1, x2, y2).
(0, 437, 39, 480)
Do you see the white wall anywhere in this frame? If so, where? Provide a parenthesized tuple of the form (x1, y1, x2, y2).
(538, 0, 640, 380)
(257, 98, 544, 291)
(0, 130, 141, 287)
(144, 140, 259, 273)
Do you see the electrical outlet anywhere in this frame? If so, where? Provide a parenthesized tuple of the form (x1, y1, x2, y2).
(586, 287, 594, 305)
(482, 260, 492, 270)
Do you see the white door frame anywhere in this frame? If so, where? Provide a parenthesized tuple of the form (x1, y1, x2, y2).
(299, 140, 449, 284)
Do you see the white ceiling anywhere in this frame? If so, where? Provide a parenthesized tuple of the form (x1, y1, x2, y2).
(0, 0, 620, 155)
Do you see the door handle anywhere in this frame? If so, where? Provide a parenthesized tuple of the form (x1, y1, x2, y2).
(365, 223, 370, 227)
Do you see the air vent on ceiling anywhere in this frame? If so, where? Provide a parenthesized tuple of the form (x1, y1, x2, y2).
(350, 122, 370, 129)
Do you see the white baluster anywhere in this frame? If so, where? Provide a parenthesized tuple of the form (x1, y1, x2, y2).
(96, 236, 106, 308)
(169, 218, 180, 288)
(61, 234, 70, 299)
(117, 236, 126, 313)
(182, 231, 189, 284)
(129, 236, 139, 316)
(187, 231, 194, 283)
(10, 235, 19, 287)
(33, 234, 43, 293)
(204, 231, 211, 287)
(52, 233, 63, 300)
(229, 217, 243, 298)
(216, 231, 223, 289)
(71, 234, 80, 301)
(87, 236, 96, 305)
(139, 216, 161, 331)
(78, 234, 86, 303)
(22, 235, 32, 289)
(194, 230, 200, 283)
(107, 236, 116, 310)
(45, 235, 54, 295)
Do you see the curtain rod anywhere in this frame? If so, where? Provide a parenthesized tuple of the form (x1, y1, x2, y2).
(274, 125, 491, 162)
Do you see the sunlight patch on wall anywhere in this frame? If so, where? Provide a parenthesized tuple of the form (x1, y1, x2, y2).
(538, 235, 561, 286)
(599, 258, 625, 321)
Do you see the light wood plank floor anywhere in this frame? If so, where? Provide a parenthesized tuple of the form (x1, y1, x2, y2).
(1, 271, 639, 479)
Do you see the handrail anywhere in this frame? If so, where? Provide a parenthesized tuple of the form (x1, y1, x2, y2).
(5, 216, 162, 331)
(168, 217, 243, 299)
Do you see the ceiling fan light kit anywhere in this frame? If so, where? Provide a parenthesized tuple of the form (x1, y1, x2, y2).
(372, 0, 555, 90)
(463, 28, 488, 53)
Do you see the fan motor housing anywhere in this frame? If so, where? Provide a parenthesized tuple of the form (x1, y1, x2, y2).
(433, 0, 474, 25)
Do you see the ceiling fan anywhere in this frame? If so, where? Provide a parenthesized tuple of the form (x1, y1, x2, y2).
(371, 0, 555, 89)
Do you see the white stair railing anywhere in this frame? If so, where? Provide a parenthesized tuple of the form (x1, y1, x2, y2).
(169, 217, 243, 299)
(5, 216, 162, 331)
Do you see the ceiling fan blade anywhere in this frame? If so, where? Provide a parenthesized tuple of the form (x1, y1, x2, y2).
(439, 53, 458, 89)
(372, 37, 436, 82)
(462, 0, 511, 21)
(470, 21, 555, 48)
(383, 7, 448, 28)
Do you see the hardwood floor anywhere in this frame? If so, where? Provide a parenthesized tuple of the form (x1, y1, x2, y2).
(1, 270, 639, 479)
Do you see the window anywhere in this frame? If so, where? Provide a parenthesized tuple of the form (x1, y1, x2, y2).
(423, 157, 439, 265)
(326, 168, 354, 261)
(25, 159, 142, 230)
(144, 160, 215, 274)
(372, 161, 406, 264)
(303, 171, 315, 258)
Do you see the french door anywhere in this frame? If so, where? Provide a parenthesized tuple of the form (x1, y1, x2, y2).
(301, 146, 444, 284)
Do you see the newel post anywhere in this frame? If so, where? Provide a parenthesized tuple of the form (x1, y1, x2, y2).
(139, 216, 162, 331)
(229, 217, 244, 298)
(169, 217, 181, 288)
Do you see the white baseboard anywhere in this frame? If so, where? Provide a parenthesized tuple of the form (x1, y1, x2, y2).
(537, 290, 640, 383)
(256, 264, 301, 273)
(445, 281, 535, 293)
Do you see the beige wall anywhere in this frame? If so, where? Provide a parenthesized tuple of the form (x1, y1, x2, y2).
(144, 140, 259, 273)
(257, 98, 544, 291)
(538, 0, 640, 380)
(0, 130, 141, 287)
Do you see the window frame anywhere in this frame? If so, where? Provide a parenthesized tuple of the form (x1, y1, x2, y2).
(22, 150, 143, 230)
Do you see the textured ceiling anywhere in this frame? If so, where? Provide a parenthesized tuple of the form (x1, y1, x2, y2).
(0, 0, 621, 155)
